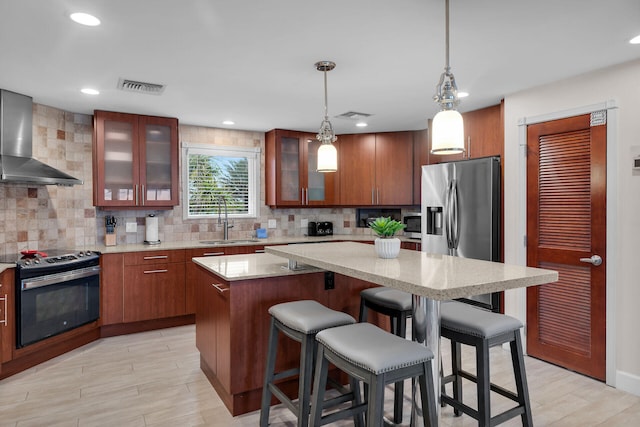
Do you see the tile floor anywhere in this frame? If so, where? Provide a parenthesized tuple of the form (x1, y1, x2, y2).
(0, 325, 638, 426)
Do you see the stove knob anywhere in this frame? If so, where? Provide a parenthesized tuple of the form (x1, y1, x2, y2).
(34, 259, 40, 264)
(78, 252, 84, 257)
(86, 251, 93, 256)
(24, 260, 31, 266)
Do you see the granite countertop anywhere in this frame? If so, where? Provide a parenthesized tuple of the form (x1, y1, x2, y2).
(265, 241, 559, 300)
(192, 253, 323, 281)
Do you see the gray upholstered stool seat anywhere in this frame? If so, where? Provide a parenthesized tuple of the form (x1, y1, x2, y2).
(440, 301, 533, 427)
(358, 287, 413, 423)
(310, 322, 437, 427)
(260, 300, 356, 427)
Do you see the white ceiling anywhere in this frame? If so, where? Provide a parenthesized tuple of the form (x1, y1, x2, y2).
(1, 0, 639, 134)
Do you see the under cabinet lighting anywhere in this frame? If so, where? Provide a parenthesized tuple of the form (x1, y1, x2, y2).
(222, 120, 235, 125)
(630, 35, 640, 44)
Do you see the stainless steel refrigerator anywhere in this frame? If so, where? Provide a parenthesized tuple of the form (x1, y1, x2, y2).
(421, 156, 501, 312)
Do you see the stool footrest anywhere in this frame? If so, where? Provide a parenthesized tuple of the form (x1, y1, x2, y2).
(450, 368, 522, 403)
(272, 367, 300, 382)
(268, 383, 299, 415)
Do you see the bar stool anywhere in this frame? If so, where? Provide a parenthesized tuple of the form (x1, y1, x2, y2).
(260, 300, 356, 427)
(310, 322, 437, 427)
(359, 286, 412, 423)
(440, 301, 533, 427)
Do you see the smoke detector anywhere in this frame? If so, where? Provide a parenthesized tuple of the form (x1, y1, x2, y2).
(335, 111, 372, 121)
(117, 78, 166, 95)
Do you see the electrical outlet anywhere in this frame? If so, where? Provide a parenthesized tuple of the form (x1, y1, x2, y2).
(126, 222, 137, 233)
(301, 219, 308, 228)
(268, 219, 277, 229)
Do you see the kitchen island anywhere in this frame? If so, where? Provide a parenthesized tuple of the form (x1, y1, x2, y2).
(265, 241, 559, 425)
(192, 252, 384, 416)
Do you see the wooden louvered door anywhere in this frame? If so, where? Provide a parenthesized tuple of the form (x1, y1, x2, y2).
(526, 113, 606, 381)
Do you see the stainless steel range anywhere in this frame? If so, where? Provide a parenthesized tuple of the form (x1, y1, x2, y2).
(0, 250, 101, 348)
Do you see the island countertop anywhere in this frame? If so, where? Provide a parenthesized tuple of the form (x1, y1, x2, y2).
(192, 252, 323, 281)
(265, 241, 558, 300)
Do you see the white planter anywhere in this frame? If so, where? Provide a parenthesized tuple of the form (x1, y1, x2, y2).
(374, 237, 401, 259)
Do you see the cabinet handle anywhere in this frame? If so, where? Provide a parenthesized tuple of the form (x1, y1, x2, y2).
(203, 252, 225, 256)
(467, 136, 471, 159)
(305, 188, 309, 205)
(143, 269, 168, 274)
(141, 185, 145, 206)
(376, 188, 380, 205)
(212, 283, 230, 294)
(0, 294, 6, 326)
(371, 188, 375, 205)
(143, 255, 169, 260)
(254, 249, 265, 253)
(135, 185, 139, 206)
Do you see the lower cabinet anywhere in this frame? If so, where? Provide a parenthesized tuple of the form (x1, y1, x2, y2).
(0, 269, 14, 368)
(123, 250, 186, 323)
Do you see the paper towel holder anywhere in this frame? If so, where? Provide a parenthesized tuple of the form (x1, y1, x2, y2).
(144, 214, 161, 245)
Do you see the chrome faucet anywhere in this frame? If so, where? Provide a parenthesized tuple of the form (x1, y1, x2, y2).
(217, 196, 234, 240)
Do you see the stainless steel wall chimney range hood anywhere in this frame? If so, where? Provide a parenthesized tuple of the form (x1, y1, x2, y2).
(0, 89, 83, 186)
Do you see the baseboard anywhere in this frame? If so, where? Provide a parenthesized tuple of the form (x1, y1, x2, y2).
(616, 370, 640, 397)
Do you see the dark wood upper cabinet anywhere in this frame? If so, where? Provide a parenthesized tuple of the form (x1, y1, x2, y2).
(93, 110, 179, 208)
(265, 129, 339, 208)
(339, 131, 414, 206)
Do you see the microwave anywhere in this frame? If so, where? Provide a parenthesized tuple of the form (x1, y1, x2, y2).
(403, 213, 421, 239)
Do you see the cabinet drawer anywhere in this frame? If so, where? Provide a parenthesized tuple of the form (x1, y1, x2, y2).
(125, 249, 186, 265)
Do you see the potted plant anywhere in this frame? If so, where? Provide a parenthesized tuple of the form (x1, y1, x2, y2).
(369, 217, 406, 259)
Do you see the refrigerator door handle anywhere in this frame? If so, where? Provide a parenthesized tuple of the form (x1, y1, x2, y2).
(450, 179, 460, 250)
(445, 181, 454, 250)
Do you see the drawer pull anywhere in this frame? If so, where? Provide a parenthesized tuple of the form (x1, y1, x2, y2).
(212, 284, 230, 294)
(143, 269, 168, 274)
(254, 249, 265, 253)
(203, 252, 225, 256)
(0, 294, 7, 325)
(143, 255, 169, 260)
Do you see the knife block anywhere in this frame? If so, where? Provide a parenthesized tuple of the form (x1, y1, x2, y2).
(105, 229, 116, 246)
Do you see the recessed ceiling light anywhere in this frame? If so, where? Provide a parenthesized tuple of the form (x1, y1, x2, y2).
(458, 91, 469, 98)
(356, 122, 368, 127)
(222, 120, 235, 125)
(70, 12, 101, 26)
(81, 88, 100, 95)
(630, 34, 640, 44)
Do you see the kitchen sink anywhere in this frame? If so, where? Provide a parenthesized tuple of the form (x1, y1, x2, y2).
(199, 239, 260, 245)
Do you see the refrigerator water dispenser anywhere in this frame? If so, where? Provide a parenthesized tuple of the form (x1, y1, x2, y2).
(426, 206, 443, 235)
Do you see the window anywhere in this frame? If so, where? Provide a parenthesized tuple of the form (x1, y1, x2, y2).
(183, 143, 260, 219)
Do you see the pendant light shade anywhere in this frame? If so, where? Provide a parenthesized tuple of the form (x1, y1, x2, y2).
(315, 61, 338, 172)
(431, 0, 465, 155)
(317, 142, 338, 172)
(432, 109, 464, 154)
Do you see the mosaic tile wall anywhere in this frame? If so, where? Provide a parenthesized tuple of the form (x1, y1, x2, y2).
(0, 103, 406, 256)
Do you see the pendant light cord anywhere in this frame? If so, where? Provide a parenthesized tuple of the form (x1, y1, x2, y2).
(323, 70, 329, 120)
(445, 0, 450, 73)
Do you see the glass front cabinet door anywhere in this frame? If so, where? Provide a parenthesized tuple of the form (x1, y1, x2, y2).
(265, 129, 338, 207)
(93, 111, 179, 208)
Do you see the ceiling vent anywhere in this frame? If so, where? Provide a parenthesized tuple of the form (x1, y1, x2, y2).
(335, 111, 372, 121)
(117, 78, 165, 95)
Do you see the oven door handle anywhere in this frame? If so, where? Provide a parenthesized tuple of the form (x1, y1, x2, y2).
(21, 266, 101, 290)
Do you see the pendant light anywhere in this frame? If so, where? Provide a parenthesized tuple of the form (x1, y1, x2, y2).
(315, 61, 338, 172)
(431, 0, 465, 155)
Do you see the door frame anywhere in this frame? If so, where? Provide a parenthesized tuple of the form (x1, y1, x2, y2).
(515, 100, 618, 386)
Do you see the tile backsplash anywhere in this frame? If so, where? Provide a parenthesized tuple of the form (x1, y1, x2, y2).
(0, 103, 405, 257)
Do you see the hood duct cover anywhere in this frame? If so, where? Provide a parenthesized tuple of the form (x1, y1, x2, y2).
(0, 89, 83, 186)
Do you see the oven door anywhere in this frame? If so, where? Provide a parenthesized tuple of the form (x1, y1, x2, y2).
(17, 266, 100, 348)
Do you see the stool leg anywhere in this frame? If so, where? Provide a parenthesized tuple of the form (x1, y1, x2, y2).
(477, 340, 491, 427)
(419, 360, 437, 427)
(350, 377, 365, 427)
(297, 335, 315, 427)
(511, 332, 534, 427)
(391, 312, 408, 424)
(359, 299, 368, 323)
(310, 345, 329, 427)
(368, 374, 385, 427)
(260, 318, 279, 427)
(451, 340, 462, 417)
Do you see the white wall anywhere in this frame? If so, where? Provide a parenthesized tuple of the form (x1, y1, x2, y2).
(503, 58, 640, 394)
